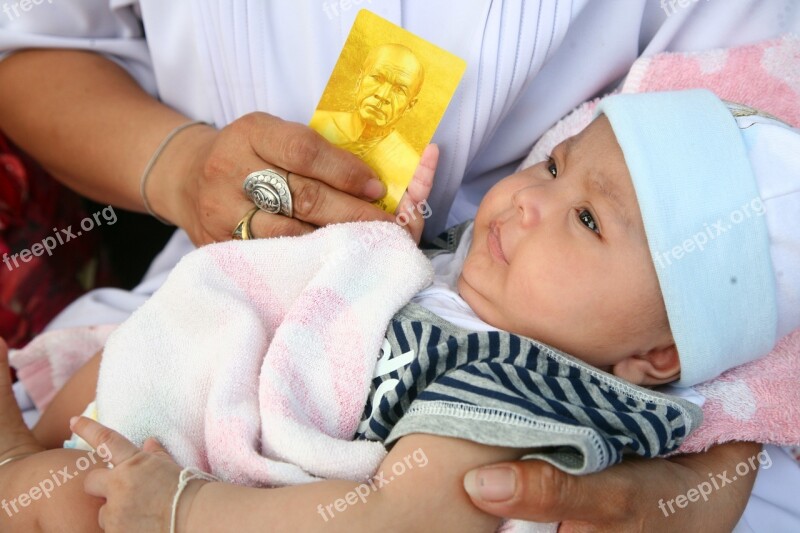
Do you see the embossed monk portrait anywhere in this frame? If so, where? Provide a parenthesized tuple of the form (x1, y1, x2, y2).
(312, 43, 423, 164)
(310, 10, 465, 213)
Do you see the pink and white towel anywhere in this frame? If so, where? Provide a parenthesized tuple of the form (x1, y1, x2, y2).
(22, 222, 431, 487)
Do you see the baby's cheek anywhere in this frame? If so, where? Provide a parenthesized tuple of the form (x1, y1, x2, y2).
(504, 276, 546, 326)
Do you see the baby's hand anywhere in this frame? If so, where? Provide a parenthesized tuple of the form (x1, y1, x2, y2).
(395, 144, 438, 243)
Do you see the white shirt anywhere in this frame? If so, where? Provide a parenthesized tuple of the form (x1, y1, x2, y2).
(2, 0, 797, 237)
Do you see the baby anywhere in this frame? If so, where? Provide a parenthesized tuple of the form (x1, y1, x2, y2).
(0, 89, 798, 532)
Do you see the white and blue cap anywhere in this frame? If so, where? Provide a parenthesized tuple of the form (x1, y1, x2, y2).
(596, 89, 800, 386)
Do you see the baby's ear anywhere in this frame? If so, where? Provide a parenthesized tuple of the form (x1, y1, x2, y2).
(611, 344, 680, 386)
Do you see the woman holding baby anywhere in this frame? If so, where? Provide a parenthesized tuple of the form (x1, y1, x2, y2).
(0, 1, 797, 531)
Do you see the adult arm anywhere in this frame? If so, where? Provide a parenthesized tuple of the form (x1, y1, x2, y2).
(74, 413, 760, 532)
(465, 440, 761, 532)
(72, 416, 524, 532)
(0, 50, 391, 245)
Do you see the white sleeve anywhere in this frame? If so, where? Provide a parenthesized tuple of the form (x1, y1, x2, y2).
(0, 0, 156, 94)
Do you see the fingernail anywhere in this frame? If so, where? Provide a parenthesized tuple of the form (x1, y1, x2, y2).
(69, 416, 78, 429)
(464, 467, 516, 502)
(364, 178, 386, 200)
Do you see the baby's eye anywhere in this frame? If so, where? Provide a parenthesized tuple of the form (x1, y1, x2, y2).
(547, 158, 557, 178)
(578, 209, 600, 235)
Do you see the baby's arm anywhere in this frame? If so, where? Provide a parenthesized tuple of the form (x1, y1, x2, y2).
(32, 350, 102, 449)
(184, 433, 525, 532)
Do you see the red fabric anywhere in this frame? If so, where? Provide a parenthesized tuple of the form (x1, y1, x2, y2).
(0, 133, 111, 351)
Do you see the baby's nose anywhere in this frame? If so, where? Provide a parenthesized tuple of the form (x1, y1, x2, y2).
(512, 185, 545, 228)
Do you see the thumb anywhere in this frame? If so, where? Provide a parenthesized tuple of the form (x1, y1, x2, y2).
(463, 460, 628, 524)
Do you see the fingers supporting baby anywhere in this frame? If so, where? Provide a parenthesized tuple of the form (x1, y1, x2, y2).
(464, 459, 630, 525)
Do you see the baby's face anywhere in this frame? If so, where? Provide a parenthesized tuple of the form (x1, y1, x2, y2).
(459, 116, 675, 376)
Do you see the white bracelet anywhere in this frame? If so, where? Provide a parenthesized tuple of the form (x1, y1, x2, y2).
(140, 120, 208, 225)
(169, 466, 219, 533)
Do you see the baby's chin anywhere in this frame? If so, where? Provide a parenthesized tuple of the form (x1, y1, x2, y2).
(455, 274, 474, 309)
(457, 279, 605, 365)
(456, 274, 499, 325)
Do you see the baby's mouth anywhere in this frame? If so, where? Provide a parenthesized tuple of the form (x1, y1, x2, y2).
(487, 220, 509, 265)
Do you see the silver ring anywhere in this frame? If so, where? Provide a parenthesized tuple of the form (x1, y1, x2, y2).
(243, 168, 293, 218)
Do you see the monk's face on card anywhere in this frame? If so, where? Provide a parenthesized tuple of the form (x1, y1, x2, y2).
(460, 116, 674, 371)
(356, 44, 423, 129)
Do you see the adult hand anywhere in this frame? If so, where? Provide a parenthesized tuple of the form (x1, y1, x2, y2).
(153, 112, 395, 246)
(464, 441, 761, 532)
(71, 416, 203, 533)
